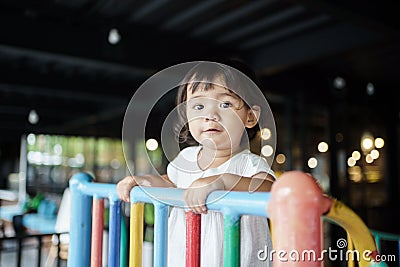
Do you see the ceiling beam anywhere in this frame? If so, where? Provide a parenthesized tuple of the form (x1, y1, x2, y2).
(250, 22, 382, 75)
(163, 0, 226, 31)
(217, 5, 305, 45)
(239, 14, 330, 50)
(0, 12, 227, 71)
(42, 106, 126, 134)
(189, 0, 273, 37)
(128, 0, 171, 22)
(0, 44, 154, 81)
(286, 0, 400, 36)
(0, 82, 128, 104)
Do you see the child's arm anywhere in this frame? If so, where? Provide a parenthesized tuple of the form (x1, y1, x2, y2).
(223, 172, 274, 192)
(117, 174, 175, 202)
(183, 173, 274, 214)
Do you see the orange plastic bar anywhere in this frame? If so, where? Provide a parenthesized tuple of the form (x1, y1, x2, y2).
(130, 203, 144, 267)
(91, 197, 104, 267)
(268, 171, 331, 267)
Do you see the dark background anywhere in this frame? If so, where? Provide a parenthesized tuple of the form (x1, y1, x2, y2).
(0, 0, 399, 242)
(0, 0, 399, 139)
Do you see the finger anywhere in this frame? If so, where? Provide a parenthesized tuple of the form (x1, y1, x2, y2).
(191, 189, 207, 214)
(198, 199, 207, 214)
(189, 196, 202, 214)
(120, 187, 130, 202)
(193, 198, 204, 214)
(117, 185, 127, 202)
(120, 191, 128, 202)
(185, 190, 205, 214)
(190, 201, 201, 214)
(190, 202, 199, 214)
(117, 187, 125, 201)
(190, 205, 201, 214)
(200, 203, 207, 214)
(124, 190, 130, 202)
(183, 190, 195, 212)
(185, 189, 207, 214)
(117, 181, 127, 201)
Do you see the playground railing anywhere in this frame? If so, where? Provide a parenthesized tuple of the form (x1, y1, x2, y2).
(68, 171, 391, 267)
(370, 229, 400, 265)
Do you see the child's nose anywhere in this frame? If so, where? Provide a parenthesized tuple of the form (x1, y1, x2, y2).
(205, 109, 220, 121)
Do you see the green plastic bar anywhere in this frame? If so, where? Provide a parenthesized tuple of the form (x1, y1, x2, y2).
(224, 213, 240, 267)
(370, 229, 400, 261)
(120, 213, 127, 267)
(370, 229, 400, 241)
(374, 236, 381, 253)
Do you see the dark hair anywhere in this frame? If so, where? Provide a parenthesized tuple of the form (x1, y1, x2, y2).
(174, 60, 261, 145)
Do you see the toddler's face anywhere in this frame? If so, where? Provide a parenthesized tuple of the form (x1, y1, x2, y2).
(185, 80, 256, 152)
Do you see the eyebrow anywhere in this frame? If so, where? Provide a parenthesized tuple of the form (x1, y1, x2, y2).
(189, 92, 237, 99)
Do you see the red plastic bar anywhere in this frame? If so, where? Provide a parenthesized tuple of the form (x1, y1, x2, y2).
(91, 197, 104, 267)
(185, 211, 201, 267)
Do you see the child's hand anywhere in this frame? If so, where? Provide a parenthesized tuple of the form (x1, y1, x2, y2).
(116, 176, 137, 202)
(183, 177, 224, 214)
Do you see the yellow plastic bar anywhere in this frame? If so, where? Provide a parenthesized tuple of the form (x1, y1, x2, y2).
(130, 203, 144, 267)
(325, 199, 377, 267)
(347, 232, 355, 267)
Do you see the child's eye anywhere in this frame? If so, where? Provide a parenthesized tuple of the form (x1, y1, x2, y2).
(193, 104, 204, 110)
(219, 102, 232, 109)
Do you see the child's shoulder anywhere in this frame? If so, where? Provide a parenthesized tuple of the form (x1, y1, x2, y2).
(234, 149, 263, 161)
(178, 145, 201, 157)
(169, 146, 201, 165)
(167, 146, 201, 175)
(233, 149, 271, 169)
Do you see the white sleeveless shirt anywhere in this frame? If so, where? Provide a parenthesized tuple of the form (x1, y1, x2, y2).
(167, 146, 274, 267)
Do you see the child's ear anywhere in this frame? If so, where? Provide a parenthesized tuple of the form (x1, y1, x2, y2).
(245, 105, 261, 128)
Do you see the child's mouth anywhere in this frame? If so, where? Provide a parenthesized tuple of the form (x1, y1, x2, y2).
(204, 128, 222, 133)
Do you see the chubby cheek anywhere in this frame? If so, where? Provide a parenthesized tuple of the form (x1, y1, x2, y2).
(227, 115, 247, 132)
(224, 119, 247, 142)
(187, 120, 202, 141)
(225, 126, 245, 144)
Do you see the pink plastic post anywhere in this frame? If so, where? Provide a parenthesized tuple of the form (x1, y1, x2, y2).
(267, 171, 331, 267)
(91, 198, 104, 267)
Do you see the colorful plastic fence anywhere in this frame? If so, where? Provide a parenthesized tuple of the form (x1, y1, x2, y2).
(68, 171, 388, 267)
(370, 229, 400, 265)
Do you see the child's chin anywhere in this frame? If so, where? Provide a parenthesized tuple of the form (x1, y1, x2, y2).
(202, 143, 233, 151)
